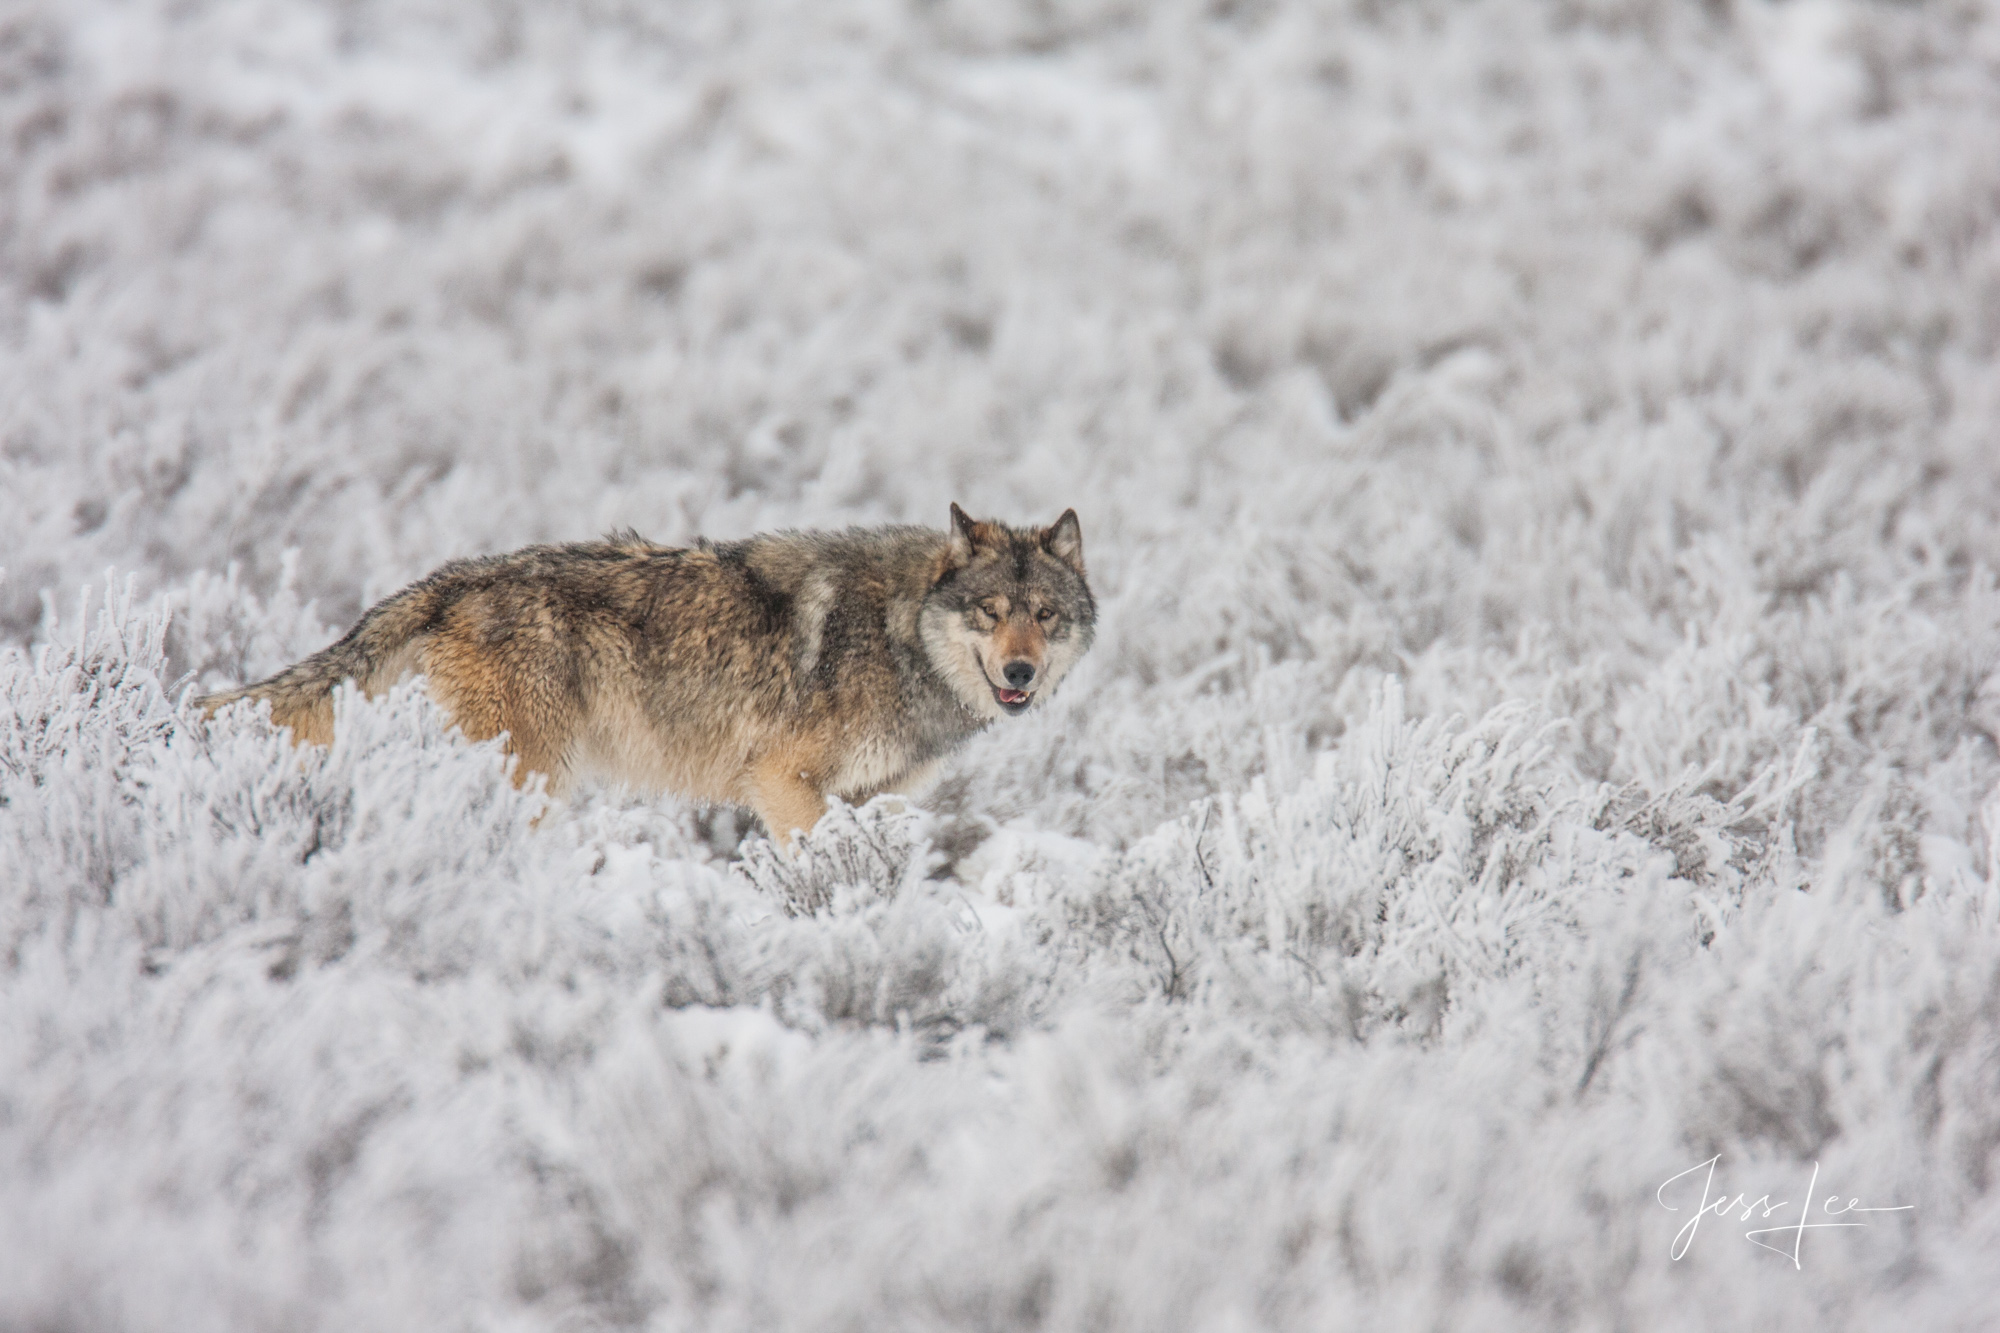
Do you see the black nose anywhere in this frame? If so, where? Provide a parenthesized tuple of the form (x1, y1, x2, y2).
(1003, 661, 1036, 688)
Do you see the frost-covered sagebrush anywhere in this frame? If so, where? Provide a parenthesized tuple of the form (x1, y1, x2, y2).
(5, 0, 2000, 1328)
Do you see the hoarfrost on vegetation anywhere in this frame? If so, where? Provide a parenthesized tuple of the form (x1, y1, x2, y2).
(5, 0, 2000, 1328)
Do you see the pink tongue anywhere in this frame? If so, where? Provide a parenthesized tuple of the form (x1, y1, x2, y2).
(998, 688, 1028, 704)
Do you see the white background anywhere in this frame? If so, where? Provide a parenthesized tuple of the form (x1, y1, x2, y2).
(4, 1, 1999, 1327)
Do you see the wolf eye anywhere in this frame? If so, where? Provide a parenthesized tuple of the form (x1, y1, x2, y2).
(1035, 607, 1056, 624)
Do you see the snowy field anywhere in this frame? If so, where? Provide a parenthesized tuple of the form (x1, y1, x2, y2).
(5, 0, 2000, 1327)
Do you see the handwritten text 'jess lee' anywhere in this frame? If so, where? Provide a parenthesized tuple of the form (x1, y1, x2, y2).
(1657, 1156, 1912, 1268)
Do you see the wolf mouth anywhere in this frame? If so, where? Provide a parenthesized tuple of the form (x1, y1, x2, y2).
(982, 668, 1033, 715)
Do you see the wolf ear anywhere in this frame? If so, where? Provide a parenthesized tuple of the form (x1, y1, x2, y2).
(1042, 509, 1084, 575)
(947, 502, 980, 567)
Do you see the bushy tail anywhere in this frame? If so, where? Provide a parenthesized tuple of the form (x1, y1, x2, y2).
(195, 582, 441, 745)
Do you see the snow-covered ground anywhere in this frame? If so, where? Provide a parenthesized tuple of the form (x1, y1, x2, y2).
(5, 1, 2000, 1327)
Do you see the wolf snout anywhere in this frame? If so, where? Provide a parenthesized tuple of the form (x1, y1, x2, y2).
(1003, 661, 1037, 688)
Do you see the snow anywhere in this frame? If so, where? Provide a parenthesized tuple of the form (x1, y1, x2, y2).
(4, 0, 2000, 1327)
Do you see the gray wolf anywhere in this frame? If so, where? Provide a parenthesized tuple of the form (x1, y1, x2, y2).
(197, 505, 1095, 847)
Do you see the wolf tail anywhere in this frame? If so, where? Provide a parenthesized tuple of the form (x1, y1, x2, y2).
(194, 581, 441, 746)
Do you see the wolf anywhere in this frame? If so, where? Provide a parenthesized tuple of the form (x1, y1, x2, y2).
(197, 505, 1095, 847)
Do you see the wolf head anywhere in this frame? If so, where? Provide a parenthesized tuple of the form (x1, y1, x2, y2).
(920, 503, 1096, 720)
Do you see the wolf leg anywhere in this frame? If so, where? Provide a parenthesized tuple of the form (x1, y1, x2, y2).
(856, 758, 945, 816)
(889, 758, 944, 798)
(750, 754, 829, 851)
(421, 638, 577, 796)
